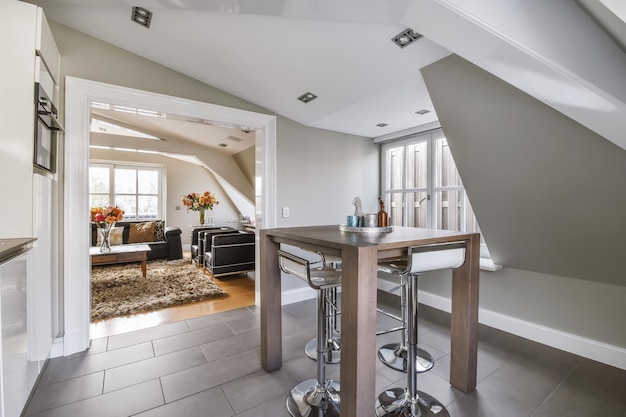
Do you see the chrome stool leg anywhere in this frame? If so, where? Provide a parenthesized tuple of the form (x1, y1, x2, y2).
(378, 274, 434, 373)
(305, 287, 341, 364)
(287, 287, 341, 417)
(375, 274, 449, 417)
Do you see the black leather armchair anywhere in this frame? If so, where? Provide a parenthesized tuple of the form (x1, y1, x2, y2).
(190, 226, 236, 265)
(204, 231, 255, 277)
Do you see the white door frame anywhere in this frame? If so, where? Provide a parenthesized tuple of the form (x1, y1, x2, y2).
(62, 77, 276, 356)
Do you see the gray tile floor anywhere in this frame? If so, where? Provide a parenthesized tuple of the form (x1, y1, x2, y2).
(24, 299, 626, 416)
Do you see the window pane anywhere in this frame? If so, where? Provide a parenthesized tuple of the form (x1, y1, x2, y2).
(388, 192, 403, 226)
(406, 141, 427, 189)
(90, 195, 109, 208)
(115, 195, 136, 219)
(115, 169, 136, 194)
(436, 190, 462, 231)
(138, 196, 158, 219)
(406, 192, 429, 228)
(89, 167, 109, 193)
(435, 138, 461, 187)
(386, 147, 404, 190)
(138, 170, 158, 194)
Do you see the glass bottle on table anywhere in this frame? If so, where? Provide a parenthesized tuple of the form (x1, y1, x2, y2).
(378, 197, 388, 227)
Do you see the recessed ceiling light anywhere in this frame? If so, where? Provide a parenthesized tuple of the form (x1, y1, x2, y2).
(392, 28, 423, 48)
(297, 92, 318, 103)
(218, 143, 228, 147)
(376, 123, 388, 127)
(416, 109, 430, 115)
(132, 7, 152, 28)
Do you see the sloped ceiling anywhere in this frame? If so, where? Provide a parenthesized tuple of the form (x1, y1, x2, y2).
(403, 0, 626, 152)
(422, 54, 626, 287)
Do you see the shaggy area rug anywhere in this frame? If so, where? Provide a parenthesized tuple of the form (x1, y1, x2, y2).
(91, 259, 227, 321)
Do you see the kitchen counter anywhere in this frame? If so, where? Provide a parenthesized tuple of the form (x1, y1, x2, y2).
(0, 238, 36, 265)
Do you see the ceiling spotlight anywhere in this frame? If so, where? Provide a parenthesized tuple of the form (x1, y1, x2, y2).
(297, 92, 318, 103)
(416, 109, 430, 115)
(376, 123, 388, 127)
(392, 28, 423, 48)
(132, 6, 152, 28)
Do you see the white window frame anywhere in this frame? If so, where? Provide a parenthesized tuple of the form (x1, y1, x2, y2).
(382, 128, 474, 231)
(379, 127, 500, 270)
(89, 159, 166, 221)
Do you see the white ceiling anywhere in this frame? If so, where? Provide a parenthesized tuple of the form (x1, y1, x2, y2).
(27, 0, 451, 145)
(26, 0, 626, 151)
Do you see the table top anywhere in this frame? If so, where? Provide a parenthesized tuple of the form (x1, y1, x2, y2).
(89, 244, 151, 257)
(263, 225, 477, 253)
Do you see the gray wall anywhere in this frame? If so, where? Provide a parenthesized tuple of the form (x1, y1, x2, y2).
(420, 55, 626, 350)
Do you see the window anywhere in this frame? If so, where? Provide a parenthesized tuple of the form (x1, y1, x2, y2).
(89, 162, 164, 220)
(381, 129, 481, 236)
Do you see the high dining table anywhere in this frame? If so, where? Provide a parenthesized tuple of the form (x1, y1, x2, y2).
(260, 225, 480, 417)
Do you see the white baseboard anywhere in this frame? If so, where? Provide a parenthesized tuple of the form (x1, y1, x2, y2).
(281, 287, 317, 305)
(50, 337, 65, 358)
(419, 290, 626, 370)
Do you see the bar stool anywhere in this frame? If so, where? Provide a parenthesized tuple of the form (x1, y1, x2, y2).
(305, 253, 341, 364)
(375, 243, 466, 417)
(279, 250, 342, 417)
(377, 259, 434, 373)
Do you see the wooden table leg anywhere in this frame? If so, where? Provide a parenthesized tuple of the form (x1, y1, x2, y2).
(340, 245, 378, 417)
(450, 234, 480, 393)
(141, 258, 147, 277)
(260, 230, 282, 372)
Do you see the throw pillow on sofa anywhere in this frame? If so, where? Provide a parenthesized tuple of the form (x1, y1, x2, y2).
(95, 226, 124, 246)
(128, 222, 155, 243)
(154, 220, 165, 242)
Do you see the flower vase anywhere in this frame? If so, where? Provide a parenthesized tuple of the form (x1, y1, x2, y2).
(99, 224, 113, 252)
(199, 210, 205, 225)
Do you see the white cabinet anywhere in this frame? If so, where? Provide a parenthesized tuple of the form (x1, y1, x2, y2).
(0, 252, 38, 417)
(0, 1, 38, 239)
(0, 2, 60, 239)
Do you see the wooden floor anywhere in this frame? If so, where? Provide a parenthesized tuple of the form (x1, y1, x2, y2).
(90, 257, 256, 339)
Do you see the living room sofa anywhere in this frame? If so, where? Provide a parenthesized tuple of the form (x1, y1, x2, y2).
(203, 230, 255, 277)
(91, 220, 183, 260)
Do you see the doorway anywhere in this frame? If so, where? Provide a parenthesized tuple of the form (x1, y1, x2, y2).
(63, 77, 276, 355)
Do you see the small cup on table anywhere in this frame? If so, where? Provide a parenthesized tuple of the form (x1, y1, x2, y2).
(346, 215, 361, 227)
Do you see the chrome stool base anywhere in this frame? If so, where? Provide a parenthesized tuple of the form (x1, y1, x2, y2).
(375, 388, 449, 417)
(305, 336, 341, 364)
(286, 379, 341, 417)
(378, 343, 434, 373)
